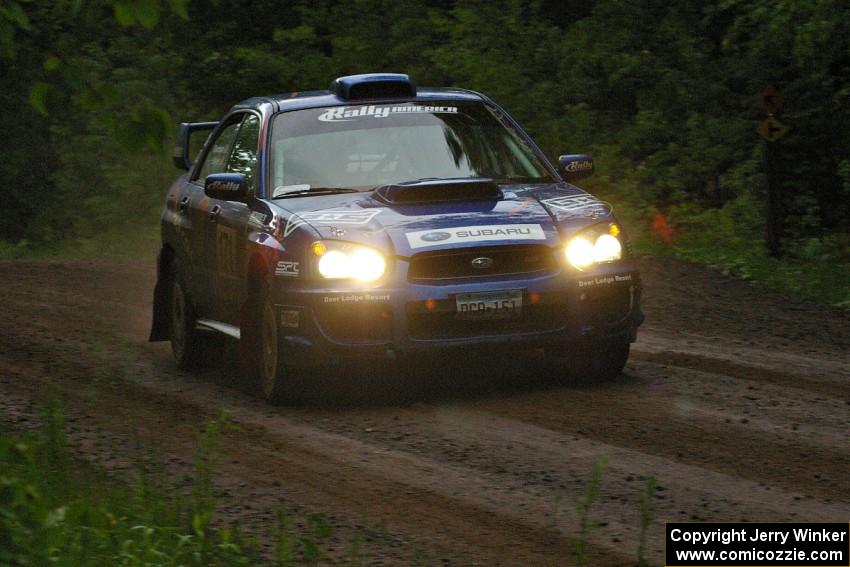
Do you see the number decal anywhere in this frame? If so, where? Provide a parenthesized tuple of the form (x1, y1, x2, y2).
(216, 225, 237, 277)
(459, 299, 518, 313)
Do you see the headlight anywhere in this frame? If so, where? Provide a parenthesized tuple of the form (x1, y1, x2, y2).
(564, 224, 623, 270)
(566, 237, 596, 269)
(313, 241, 387, 282)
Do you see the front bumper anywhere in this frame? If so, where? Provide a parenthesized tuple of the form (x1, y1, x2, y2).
(271, 258, 644, 367)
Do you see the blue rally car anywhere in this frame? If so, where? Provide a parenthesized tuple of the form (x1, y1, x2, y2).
(150, 73, 644, 401)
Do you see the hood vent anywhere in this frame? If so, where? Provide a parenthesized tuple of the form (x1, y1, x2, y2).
(373, 178, 503, 205)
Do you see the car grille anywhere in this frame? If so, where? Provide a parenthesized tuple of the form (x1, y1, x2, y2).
(406, 293, 567, 340)
(408, 245, 558, 283)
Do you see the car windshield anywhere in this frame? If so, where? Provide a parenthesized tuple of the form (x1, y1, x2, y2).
(268, 101, 554, 196)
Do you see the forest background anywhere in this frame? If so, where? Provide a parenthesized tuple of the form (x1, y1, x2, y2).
(2, 0, 848, 305)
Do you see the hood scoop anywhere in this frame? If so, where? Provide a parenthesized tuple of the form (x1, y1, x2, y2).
(373, 178, 503, 205)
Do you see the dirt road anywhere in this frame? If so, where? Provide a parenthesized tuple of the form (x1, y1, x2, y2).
(0, 256, 847, 565)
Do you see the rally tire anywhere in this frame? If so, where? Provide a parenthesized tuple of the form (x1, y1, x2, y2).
(169, 266, 209, 370)
(246, 290, 296, 404)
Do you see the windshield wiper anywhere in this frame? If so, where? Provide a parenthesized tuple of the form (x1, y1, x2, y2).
(272, 187, 359, 199)
(489, 176, 551, 184)
(392, 177, 455, 184)
(385, 177, 495, 187)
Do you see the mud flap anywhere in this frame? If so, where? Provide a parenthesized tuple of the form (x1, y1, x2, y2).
(149, 251, 171, 342)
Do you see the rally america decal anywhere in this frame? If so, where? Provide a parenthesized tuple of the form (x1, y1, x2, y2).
(406, 224, 546, 249)
(283, 209, 381, 238)
(318, 105, 458, 122)
(563, 160, 593, 173)
(541, 194, 613, 219)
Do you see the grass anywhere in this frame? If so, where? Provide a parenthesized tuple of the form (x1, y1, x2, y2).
(597, 187, 850, 309)
(572, 456, 607, 567)
(0, 400, 363, 566)
(662, 237, 849, 308)
(566, 458, 662, 567)
(1, 393, 670, 566)
(0, 221, 161, 261)
(636, 476, 657, 567)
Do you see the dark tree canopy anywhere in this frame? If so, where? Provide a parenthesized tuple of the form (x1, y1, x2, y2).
(2, 0, 849, 279)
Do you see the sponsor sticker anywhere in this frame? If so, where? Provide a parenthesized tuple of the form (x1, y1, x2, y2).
(322, 293, 391, 304)
(283, 209, 381, 238)
(216, 225, 237, 278)
(563, 160, 593, 172)
(208, 180, 242, 193)
(577, 273, 632, 288)
(318, 104, 458, 122)
(274, 260, 300, 278)
(406, 224, 547, 249)
(541, 194, 613, 219)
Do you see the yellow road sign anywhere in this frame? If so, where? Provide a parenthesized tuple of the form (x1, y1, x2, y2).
(757, 116, 788, 142)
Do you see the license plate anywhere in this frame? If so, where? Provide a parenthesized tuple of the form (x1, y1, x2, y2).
(455, 290, 523, 320)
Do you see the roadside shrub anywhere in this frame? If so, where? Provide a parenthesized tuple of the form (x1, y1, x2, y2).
(0, 404, 360, 566)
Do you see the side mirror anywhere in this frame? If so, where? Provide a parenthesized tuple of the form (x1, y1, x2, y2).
(558, 154, 594, 182)
(205, 173, 248, 202)
(173, 121, 218, 170)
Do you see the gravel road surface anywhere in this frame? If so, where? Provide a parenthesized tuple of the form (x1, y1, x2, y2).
(1, 256, 847, 565)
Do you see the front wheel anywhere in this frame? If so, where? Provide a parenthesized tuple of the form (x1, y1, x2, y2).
(245, 292, 297, 403)
(547, 335, 631, 383)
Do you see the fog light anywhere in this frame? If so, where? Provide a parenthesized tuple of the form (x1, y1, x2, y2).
(594, 234, 622, 263)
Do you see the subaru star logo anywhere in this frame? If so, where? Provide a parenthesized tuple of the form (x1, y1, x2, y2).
(421, 231, 452, 242)
(471, 256, 494, 270)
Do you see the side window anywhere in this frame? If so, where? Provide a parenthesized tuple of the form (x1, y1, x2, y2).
(227, 114, 261, 189)
(196, 116, 243, 181)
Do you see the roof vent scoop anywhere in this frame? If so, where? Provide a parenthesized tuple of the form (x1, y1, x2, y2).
(330, 73, 416, 100)
(374, 178, 503, 206)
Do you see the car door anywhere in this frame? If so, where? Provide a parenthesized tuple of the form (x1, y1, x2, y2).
(207, 112, 261, 325)
(188, 114, 244, 317)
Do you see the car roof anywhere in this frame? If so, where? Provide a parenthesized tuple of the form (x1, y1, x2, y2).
(232, 87, 487, 114)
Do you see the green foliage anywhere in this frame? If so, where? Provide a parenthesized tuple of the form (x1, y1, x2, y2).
(27, 81, 52, 116)
(572, 456, 607, 566)
(0, 0, 31, 57)
(0, 405, 259, 566)
(113, 0, 190, 29)
(0, 403, 366, 566)
(653, 192, 850, 306)
(636, 476, 656, 567)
